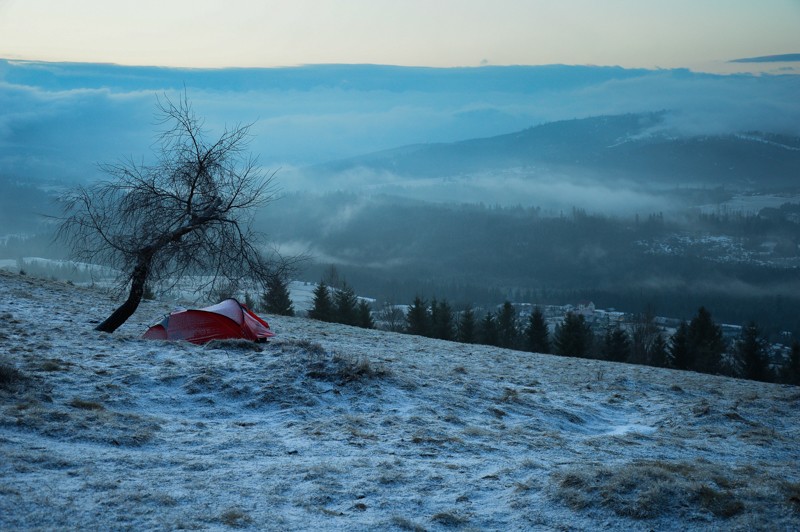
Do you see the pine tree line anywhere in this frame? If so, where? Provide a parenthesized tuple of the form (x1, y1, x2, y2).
(396, 297, 800, 386)
(270, 274, 800, 385)
(308, 280, 374, 329)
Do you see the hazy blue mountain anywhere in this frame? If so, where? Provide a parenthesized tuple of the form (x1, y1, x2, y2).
(315, 113, 800, 189)
(731, 53, 800, 63)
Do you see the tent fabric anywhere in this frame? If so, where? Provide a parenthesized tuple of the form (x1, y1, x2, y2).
(143, 298, 275, 344)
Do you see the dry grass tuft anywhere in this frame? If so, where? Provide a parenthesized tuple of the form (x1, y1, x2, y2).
(498, 387, 520, 403)
(552, 459, 761, 520)
(295, 338, 327, 357)
(333, 353, 387, 383)
(391, 515, 427, 531)
(695, 485, 744, 518)
(40, 359, 64, 372)
(219, 508, 253, 528)
(68, 398, 105, 410)
(306, 351, 390, 385)
(431, 511, 469, 527)
(0, 362, 26, 391)
(785, 482, 800, 512)
(2, 401, 159, 447)
(204, 338, 264, 352)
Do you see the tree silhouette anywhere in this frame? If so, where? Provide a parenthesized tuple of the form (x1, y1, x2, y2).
(334, 282, 359, 326)
(262, 274, 294, 316)
(669, 321, 691, 370)
(734, 321, 770, 381)
(309, 281, 334, 322)
(376, 300, 405, 332)
(456, 305, 477, 344)
(630, 309, 662, 365)
(687, 307, 725, 374)
(497, 301, 519, 349)
(554, 312, 592, 357)
(782, 340, 800, 385)
(430, 298, 455, 341)
(406, 296, 429, 337)
(524, 306, 551, 354)
(479, 311, 499, 347)
(602, 324, 631, 363)
(648, 333, 669, 368)
(58, 94, 290, 332)
(357, 300, 374, 329)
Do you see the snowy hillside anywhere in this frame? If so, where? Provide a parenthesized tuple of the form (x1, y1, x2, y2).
(1, 270, 799, 530)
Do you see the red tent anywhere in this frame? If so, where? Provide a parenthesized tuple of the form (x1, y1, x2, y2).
(142, 298, 275, 344)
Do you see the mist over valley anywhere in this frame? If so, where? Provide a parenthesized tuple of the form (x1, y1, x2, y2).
(2, 60, 800, 339)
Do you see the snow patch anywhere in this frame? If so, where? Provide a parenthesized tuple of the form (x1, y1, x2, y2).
(1, 270, 798, 530)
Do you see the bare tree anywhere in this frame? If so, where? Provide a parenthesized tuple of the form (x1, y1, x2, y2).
(376, 301, 406, 332)
(630, 308, 662, 365)
(58, 94, 292, 333)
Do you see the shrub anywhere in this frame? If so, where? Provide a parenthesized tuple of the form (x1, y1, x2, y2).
(219, 508, 253, 528)
(552, 459, 751, 520)
(68, 398, 105, 410)
(0, 362, 26, 391)
(304, 349, 389, 384)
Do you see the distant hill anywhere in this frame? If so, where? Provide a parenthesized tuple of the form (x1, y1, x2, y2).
(0, 176, 58, 233)
(731, 53, 800, 63)
(316, 113, 800, 189)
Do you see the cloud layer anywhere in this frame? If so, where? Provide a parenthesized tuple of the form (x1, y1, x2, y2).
(1, 61, 799, 184)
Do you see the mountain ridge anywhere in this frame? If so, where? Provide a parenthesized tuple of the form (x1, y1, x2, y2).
(314, 112, 800, 189)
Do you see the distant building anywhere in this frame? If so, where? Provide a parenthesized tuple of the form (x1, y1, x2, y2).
(576, 301, 595, 316)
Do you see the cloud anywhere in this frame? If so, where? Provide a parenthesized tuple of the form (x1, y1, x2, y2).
(270, 238, 409, 269)
(525, 71, 800, 137)
(284, 164, 678, 215)
(1, 61, 799, 186)
(0, 80, 156, 181)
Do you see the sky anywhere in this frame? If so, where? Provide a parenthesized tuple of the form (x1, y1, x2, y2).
(0, 0, 799, 72)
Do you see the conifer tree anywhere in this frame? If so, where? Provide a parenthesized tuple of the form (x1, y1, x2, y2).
(457, 305, 477, 344)
(334, 282, 359, 326)
(602, 324, 631, 362)
(687, 307, 725, 374)
(497, 301, 519, 349)
(431, 298, 455, 341)
(479, 311, 499, 346)
(734, 321, 770, 381)
(308, 281, 333, 322)
(262, 274, 295, 316)
(406, 296, 430, 337)
(669, 321, 691, 370)
(554, 312, 592, 357)
(357, 300, 374, 329)
(782, 340, 800, 386)
(648, 333, 669, 368)
(524, 306, 551, 354)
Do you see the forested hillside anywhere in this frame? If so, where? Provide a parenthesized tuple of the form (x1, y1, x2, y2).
(261, 193, 800, 337)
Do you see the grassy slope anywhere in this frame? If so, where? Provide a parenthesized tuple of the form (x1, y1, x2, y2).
(1, 270, 799, 530)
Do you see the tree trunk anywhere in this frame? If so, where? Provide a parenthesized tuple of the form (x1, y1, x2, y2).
(95, 258, 150, 333)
